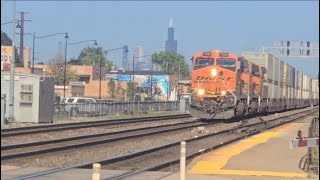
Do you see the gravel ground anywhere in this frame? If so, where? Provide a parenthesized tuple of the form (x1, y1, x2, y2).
(1, 118, 196, 146)
(2, 107, 317, 169)
(1, 121, 206, 156)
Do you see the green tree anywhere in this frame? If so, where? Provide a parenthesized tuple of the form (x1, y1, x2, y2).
(108, 79, 116, 98)
(77, 46, 113, 71)
(1, 30, 20, 66)
(1, 30, 12, 46)
(152, 51, 190, 79)
(126, 82, 135, 101)
(48, 54, 79, 86)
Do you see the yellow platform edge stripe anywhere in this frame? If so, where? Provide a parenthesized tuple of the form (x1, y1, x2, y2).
(190, 169, 308, 178)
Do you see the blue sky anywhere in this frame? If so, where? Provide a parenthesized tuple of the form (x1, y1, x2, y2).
(1, 1, 319, 78)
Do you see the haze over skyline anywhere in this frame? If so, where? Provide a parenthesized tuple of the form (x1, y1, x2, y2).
(1, 1, 319, 78)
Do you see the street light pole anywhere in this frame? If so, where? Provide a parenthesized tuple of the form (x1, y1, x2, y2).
(99, 48, 102, 99)
(8, 0, 17, 122)
(63, 33, 69, 100)
(32, 32, 69, 75)
(68, 40, 98, 98)
(32, 32, 35, 73)
(132, 55, 135, 100)
(150, 57, 153, 101)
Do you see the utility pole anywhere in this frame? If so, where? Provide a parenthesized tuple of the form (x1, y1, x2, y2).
(17, 11, 30, 65)
(132, 55, 135, 100)
(99, 48, 102, 100)
(150, 56, 153, 101)
(8, 0, 17, 122)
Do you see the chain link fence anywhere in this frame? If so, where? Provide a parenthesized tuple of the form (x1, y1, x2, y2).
(54, 101, 182, 118)
(310, 117, 319, 175)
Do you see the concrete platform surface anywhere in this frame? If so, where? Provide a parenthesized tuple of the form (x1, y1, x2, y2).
(181, 116, 318, 180)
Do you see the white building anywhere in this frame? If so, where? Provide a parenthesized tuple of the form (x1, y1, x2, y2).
(133, 46, 144, 62)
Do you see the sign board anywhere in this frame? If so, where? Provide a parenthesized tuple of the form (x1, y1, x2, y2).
(1, 46, 13, 71)
(291, 138, 319, 149)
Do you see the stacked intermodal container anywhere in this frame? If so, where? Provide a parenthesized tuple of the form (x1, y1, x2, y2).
(242, 52, 317, 105)
(311, 79, 319, 99)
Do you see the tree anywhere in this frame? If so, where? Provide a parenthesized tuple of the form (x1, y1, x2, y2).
(108, 79, 116, 98)
(152, 51, 190, 79)
(1, 30, 20, 65)
(126, 82, 135, 101)
(1, 30, 12, 46)
(77, 46, 113, 71)
(47, 54, 78, 86)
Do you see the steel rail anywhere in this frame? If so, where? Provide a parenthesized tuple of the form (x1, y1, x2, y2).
(1, 114, 192, 137)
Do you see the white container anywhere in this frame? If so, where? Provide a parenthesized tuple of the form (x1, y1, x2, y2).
(242, 52, 274, 82)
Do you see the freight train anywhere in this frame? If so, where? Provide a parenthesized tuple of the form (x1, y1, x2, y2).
(190, 50, 319, 120)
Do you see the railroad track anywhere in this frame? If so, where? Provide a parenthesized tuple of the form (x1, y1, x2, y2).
(1, 114, 192, 137)
(10, 107, 318, 180)
(1, 119, 219, 160)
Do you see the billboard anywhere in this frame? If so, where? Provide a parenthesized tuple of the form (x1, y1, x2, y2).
(1, 46, 13, 71)
(116, 74, 170, 99)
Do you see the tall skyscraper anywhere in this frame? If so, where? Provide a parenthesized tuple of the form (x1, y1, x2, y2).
(133, 46, 144, 62)
(165, 17, 177, 53)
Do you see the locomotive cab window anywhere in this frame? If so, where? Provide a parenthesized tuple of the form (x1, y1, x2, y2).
(216, 58, 236, 71)
(252, 64, 260, 77)
(242, 60, 249, 74)
(193, 58, 214, 70)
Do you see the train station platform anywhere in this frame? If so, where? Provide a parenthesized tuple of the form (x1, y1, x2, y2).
(164, 116, 317, 180)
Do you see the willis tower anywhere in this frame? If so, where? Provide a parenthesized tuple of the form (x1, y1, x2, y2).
(165, 17, 177, 53)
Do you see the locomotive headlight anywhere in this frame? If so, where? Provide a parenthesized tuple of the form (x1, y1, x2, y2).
(197, 89, 205, 96)
(211, 68, 217, 77)
(221, 91, 226, 96)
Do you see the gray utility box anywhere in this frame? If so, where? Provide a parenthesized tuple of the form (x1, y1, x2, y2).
(1, 73, 55, 123)
(1, 94, 5, 127)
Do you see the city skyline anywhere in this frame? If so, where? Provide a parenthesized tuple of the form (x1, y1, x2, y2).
(1, 1, 319, 78)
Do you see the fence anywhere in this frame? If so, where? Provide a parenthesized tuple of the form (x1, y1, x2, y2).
(308, 116, 319, 173)
(54, 101, 186, 118)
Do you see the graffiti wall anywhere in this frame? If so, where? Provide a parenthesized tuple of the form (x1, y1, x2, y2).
(116, 74, 170, 98)
(1, 46, 13, 71)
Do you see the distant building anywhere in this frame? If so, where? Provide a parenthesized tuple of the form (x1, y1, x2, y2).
(133, 46, 144, 62)
(165, 17, 177, 53)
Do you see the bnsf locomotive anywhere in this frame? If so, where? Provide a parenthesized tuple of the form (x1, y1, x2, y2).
(190, 50, 319, 120)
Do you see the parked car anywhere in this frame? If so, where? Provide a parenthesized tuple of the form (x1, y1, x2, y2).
(96, 99, 116, 104)
(63, 97, 97, 117)
(65, 97, 96, 104)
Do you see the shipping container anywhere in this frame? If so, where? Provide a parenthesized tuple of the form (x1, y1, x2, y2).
(274, 84, 280, 99)
(273, 56, 280, 85)
(242, 52, 274, 82)
(311, 79, 319, 99)
(290, 65, 295, 87)
(280, 61, 284, 85)
(302, 75, 311, 98)
(297, 71, 303, 90)
(284, 62, 289, 86)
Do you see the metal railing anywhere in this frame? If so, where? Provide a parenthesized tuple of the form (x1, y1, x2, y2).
(54, 101, 181, 118)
